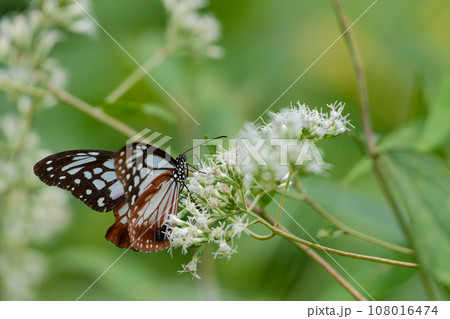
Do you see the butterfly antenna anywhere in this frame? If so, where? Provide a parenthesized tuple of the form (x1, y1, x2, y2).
(181, 135, 227, 156)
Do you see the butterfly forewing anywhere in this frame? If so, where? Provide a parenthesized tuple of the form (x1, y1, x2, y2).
(34, 142, 187, 253)
(33, 150, 125, 212)
(114, 143, 179, 251)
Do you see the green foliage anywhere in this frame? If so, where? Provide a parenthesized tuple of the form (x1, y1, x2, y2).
(384, 150, 450, 290)
(1, 0, 450, 301)
(417, 75, 450, 151)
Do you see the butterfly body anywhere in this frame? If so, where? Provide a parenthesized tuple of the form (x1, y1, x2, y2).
(34, 143, 187, 252)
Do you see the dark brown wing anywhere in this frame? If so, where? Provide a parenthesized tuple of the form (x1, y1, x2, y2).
(33, 150, 125, 212)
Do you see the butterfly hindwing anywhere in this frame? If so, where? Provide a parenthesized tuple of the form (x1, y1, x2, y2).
(105, 200, 134, 250)
(33, 150, 125, 212)
(113, 143, 179, 252)
(128, 172, 179, 252)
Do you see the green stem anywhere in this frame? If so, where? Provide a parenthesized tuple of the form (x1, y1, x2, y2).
(274, 172, 293, 228)
(294, 177, 413, 255)
(245, 208, 418, 268)
(0, 76, 48, 98)
(0, 76, 138, 138)
(48, 86, 138, 138)
(105, 47, 173, 104)
(246, 229, 275, 241)
(331, 0, 439, 299)
(258, 209, 368, 300)
(290, 236, 368, 300)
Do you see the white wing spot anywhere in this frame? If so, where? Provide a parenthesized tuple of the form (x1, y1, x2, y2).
(47, 167, 53, 171)
(46, 160, 53, 164)
(89, 152, 100, 155)
(62, 157, 96, 171)
(59, 176, 66, 180)
(101, 171, 116, 182)
(74, 179, 81, 184)
(68, 167, 82, 175)
(93, 179, 106, 190)
(98, 197, 105, 207)
(134, 176, 140, 187)
(103, 159, 114, 169)
(50, 174, 54, 178)
(86, 189, 92, 195)
(84, 171, 92, 179)
(126, 173, 130, 180)
(93, 167, 103, 174)
(109, 180, 124, 200)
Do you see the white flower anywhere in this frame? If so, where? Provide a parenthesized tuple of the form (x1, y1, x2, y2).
(206, 197, 221, 209)
(163, 0, 224, 58)
(230, 220, 248, 239)
(213, 241, 237, 260)
(178, 258, 201, 279)
(210, 223, 226, 242)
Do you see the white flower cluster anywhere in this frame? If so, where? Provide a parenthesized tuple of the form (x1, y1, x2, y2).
(162, 0, 224, 58)
(263, 101, 353, 141)
(234, 101, 352, 183)
(168, 101, 352, 278)
(166, 163, 247, 278)
(0, 0, 95, 110)
(0, 115, 70, 299)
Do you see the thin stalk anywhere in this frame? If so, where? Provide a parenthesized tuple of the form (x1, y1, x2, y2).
(246, 229, 275, 241)
(48, 86, 138, 138)
(331, 0, 377, 158)
(0, 76, 138, 138)
(331, 0, 438, 299)
(245, 208, 418, 268)
(292, 239, 367, 300)
(261, 210, 368, 300)
(294, 177, 413, 255)
(105, 47, 173, 104)
(274, 172, 293, 228)
(0, 76, 48, 98)
(247, 194, 262, 212)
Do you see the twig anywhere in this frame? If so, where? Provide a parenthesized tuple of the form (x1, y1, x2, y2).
(258, 208, 367, 300)
(105, 47, 173, 104)
(274, 172, 293, 228)
(331, 0, 439, 299)
(294, 177, 413, 254)
(331, 0, 377, 158)
(0, 75, 138, 138)
(48, 86, 139, 138)
(244, 205, 419, 268)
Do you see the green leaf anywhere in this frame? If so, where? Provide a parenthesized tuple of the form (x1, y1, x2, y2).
(102, 100, 142, 115)
(142, 103, 177, 124)
(417, 75, 450, 151)
(258, 190, 278, 209)
(384, 149, 450, 289)
(102, 100, 177, 124)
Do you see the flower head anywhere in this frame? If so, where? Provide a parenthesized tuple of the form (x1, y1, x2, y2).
(162, 0, 224, 58)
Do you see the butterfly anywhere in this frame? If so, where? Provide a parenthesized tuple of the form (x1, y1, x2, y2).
(34, 142, 188, 252)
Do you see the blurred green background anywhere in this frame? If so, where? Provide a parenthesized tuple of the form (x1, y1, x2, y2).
(0, 0, 449, 300)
